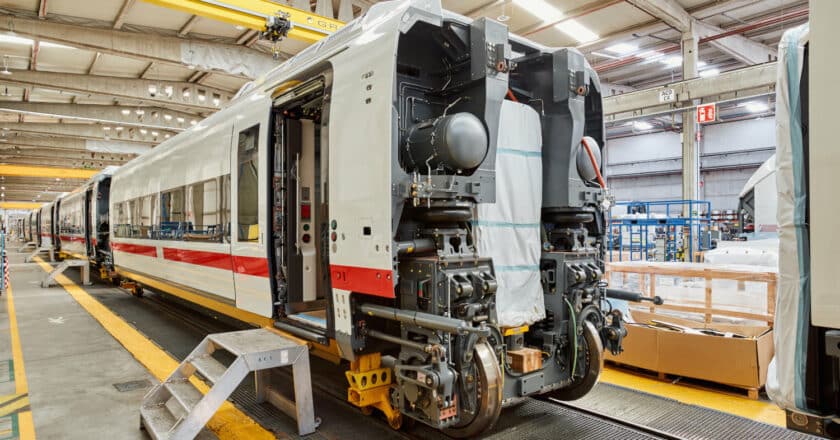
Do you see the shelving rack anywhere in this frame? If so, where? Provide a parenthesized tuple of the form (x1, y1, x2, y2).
(608, 200, 712, 262)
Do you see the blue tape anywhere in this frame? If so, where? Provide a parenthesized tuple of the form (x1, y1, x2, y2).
(497, 148, 541, 157)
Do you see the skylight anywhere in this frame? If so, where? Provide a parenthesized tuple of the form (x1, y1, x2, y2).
(513, 0, 599, 43)
(605, 43, 637, 55)
(556, 20, 599, 43)
(0, 34, 75, 50)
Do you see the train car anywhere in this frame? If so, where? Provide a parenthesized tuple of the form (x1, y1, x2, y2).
(55, 168, 116, 264)
(106, 1, 634, 436)
(24, 210, 35, 243)
(37, 202, 55, 249)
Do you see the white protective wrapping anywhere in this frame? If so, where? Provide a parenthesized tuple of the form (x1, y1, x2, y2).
(476, 101, 545, 327)
(181, 42, 278, 80)
(703, 238, 779, 268)
(767, 23, 809, 412)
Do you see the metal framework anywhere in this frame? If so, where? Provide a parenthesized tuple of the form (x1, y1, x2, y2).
(602, 62, 777, 122)
(140, 0, 345, 44)
(609, 200, 712, 262)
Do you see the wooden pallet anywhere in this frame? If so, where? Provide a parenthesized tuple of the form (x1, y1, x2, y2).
(606, 361, 763, 400)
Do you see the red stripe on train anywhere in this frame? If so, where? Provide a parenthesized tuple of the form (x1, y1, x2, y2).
(330, 264, 394, 298)
(112, 242, 158, 257)
(163, 247, 233, 271)
(233, 256, 270, 278)
(59, 235, 85, 243)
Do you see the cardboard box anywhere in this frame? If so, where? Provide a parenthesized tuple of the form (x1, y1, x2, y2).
(606, 310, 774, 389)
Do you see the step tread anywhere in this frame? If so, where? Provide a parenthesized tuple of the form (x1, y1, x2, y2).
(165, 380, 204, 412)
(190, 355, 227, 384)
(208, 328, 302, 357)
(141, 404, 176, 440)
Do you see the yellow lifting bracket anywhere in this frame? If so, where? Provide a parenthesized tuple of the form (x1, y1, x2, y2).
(345, 352, 403, 430)
(140, 0, 345, 45)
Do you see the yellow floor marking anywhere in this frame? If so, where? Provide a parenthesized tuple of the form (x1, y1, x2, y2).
(601, 366, 786, 426)
(17, 410, 35, 439)
(33, 258, 275, 440)
(5, 281, 35, 440)
(6, 284, 28, 396)
(0, 395, 29, 417)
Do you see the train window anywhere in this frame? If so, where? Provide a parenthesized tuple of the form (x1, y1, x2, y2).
(184, 179, 222, 242)
(114, 201, 130, 238)
(237, 125, 260, 242)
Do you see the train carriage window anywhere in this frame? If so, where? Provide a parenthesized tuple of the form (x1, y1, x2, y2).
(161, 187, 186, 239)
(114, 201, 130, 238)
(185, 179, 222, 242)
(237, 125, 260, 242)
(140, 195, 152, 238)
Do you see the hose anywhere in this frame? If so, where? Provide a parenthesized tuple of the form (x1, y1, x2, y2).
(506, 89, 518, 103)
(580, 137, 606, 189)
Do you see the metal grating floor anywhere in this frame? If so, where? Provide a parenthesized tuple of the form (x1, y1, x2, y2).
(65, 268, 820, 440)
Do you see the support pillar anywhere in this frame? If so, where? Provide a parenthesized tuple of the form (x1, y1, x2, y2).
(681, 28, 700, 212)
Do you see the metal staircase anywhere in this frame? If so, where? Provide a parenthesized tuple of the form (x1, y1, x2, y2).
(140, 328, 318, 439)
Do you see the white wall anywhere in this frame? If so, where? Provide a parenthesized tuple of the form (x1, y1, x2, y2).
(605, 117, 775, 210)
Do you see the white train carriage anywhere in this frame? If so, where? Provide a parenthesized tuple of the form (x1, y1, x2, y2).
(37, 201, 55, 249)
(54, 168, 116, 265)
(105, 0, 634, 436)
(24, 210, 36, 243)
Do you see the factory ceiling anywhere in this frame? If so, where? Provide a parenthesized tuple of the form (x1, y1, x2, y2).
(0, 0, 807, 205)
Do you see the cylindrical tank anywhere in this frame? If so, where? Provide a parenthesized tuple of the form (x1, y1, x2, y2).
(404, 112, 488, 173)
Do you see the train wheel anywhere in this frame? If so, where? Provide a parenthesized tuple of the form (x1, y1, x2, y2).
(546, 320, 604, 401)
(443, 341, 503, 438)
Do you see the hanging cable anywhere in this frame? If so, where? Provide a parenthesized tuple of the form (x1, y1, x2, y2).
(581, 137, 606, 189)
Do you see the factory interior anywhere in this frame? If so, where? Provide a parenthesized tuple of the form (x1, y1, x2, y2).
(0, 0, 837, 439)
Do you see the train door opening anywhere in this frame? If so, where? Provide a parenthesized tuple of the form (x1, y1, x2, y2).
(231, 98, 273, 317)
(270, 77, 333, 339)
(85, 187, 94, 257)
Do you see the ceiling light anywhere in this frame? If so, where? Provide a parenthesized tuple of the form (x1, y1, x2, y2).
(513, 0, 563, 22)
(555, 20, 599, 43)
(176, 117, 185, 123)
(743, 101, 769, 113)
(633, 121, 653, 131)
(140, 128, 148, 135)
(102, 126, 111, 131)
(661, 55, 682, 68)
(164, 114, 173, 121)
(699, 68, 720, 78)
(151, 131, 159, 137)
(164, 86, 174, 98)
(182, 88, 191, 98)
(605, 43, 637, 55)
(234, 25, 246, 31)
(639, 50, 664, 62)
(114, 126, 124, 131)
(121, 109, 131, 115)
(135, 109, 145, 116)
(1, 56, 11, 76)
(164, 134, 171, 139)
(55, 178, 60, 181)
(0, 35, 35, 46)
(190, 120, 197, 126)
(591, 51, 619, 59)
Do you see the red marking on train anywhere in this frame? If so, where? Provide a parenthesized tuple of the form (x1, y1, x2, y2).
(112, 242, 158, 257)
(163, 248, 233, 272)
(233, 256, 270, 278)
(330, 264, 394, 298)
(59, 235, 85, 243)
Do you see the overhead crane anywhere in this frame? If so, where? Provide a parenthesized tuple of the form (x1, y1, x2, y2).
(140, 0, 345, 46)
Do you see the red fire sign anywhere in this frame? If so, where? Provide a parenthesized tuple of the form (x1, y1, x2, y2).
(697, 103, 716, 123)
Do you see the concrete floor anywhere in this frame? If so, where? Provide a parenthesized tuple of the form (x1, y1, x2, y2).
(1, 245, 214, 440)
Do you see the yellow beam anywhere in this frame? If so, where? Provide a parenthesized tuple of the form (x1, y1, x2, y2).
(0, 202, 43, 210)
(141, 0, 344, 44)
(0, 164, 99, 179)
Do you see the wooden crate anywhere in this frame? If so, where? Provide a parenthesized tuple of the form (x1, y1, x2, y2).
(605, 261, 777, 325)
(507, 348, 542, 374)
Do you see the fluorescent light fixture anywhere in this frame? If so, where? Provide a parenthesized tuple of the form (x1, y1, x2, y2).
(591, 51, 619, 59)
(743, 101, 769, 113)
(190, 120, 197, 126)
(163, 114, 173, 121)
(151, 131, 159, 137)
(661, 55, 682, 68)
(39, 41, 75, 50)
(633, 121, 653, 131)
(513, 0, 563, 22)
(605, 43, 637, 55)
(102, 126, 111, 131)
(699, 68, 720, 78)
(135, 109, 145, 116)
(555, 20, 599, 43)
(114, 126, 123, 131)
(140, 129, 148, 135)
(121, 109, 131, 115)
(176, 117, 185, 123)
(165, 134, 171, 139)
(638, 50, 665, 63)
(0, 35, 35, 46)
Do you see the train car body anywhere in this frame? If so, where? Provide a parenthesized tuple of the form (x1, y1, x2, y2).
(37, 202, 55, 249)
(105, 0, 624, 435)
(55, 168, 116, 264)
(25, 210, 36, 243)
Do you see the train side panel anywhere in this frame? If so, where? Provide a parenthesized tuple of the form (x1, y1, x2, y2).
(39, 203, 53, 248)
(110, 107, 237, 303)
(58, 188, 88, 258)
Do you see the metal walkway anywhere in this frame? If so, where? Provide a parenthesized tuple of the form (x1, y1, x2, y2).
(62, 268, 819, 440)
